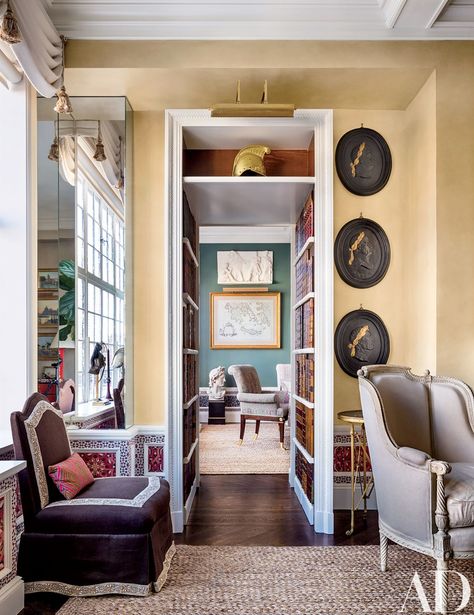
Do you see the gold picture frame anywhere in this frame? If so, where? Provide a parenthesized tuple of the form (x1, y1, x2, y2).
(210, 291, 281, 349)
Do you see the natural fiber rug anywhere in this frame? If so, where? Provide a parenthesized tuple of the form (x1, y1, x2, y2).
(199, 423, 290, 474)
(57, 544, 470, 614)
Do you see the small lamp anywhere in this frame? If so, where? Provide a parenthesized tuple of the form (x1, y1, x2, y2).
(94, 121, 107, 162)
(48, 136, 59, 162)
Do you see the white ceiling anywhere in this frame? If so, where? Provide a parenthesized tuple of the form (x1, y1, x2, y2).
(45, 0, 474, 40)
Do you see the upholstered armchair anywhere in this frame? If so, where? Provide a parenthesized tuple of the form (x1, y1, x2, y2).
(228, 364, 289, 447)
(359, 365, 474, 614)
(11, 393, 175, 596)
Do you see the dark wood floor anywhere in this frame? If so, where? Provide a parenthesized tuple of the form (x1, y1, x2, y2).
(176, 474, 379, 546)
(22, 474, 378, 614)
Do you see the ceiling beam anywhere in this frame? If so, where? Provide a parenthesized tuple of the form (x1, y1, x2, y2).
(381, 0, 408, 28)
(394, 0, 450, 30)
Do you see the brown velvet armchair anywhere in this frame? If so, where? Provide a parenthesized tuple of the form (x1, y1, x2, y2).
(359, 365, 474, 614)
(11, 393, 175, 596)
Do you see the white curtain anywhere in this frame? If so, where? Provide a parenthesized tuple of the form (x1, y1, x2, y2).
(0, 0, 62, 96)
(57, 121, 123, 199)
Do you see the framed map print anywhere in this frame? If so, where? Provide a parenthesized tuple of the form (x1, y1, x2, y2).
(210, 292, 280, 349)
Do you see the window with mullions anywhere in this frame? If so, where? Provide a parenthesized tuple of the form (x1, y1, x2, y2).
(76, 172, 125, 403)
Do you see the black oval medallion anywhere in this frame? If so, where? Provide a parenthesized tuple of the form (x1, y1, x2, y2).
(335, 127, 392, 196)
(335, 309, 390, 378)
(334, 217, 390, 288)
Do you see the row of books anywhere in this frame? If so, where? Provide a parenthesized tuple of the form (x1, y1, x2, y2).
(295, 248, 314, 302)
(295, 448, 314, 502)
(183, 303, 197, 349)
(295, 354, 314, 403)
(183, 193, 197, 255)
(183, 354, 197, 406)
(183, 400, 197, 459)
(295, 298, 314, 349)
(295, 401, 314, 457)
(295, 192, 314, 256)
(183, 247, 197, 301)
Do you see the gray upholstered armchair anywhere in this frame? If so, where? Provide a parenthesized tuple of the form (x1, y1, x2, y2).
(359, 364, 474, 614)
(228, 365, 289, 448)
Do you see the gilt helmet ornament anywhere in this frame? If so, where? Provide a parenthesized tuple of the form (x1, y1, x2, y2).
(232, 144, 271, 177)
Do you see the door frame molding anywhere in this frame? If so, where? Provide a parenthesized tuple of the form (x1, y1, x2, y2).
(165, 109, 334, 533)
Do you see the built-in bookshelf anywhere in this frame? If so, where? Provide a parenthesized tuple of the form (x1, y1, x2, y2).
(182, 195, 199, 508)
(292, 191, 316, 523)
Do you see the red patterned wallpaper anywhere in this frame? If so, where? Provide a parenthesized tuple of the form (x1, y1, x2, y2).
(78, 452, 117, 478)
(148, 446, 164, 473)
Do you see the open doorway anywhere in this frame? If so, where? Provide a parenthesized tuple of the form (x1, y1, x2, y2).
(198, 228, 292, 477)
(166, 110, 333, 534)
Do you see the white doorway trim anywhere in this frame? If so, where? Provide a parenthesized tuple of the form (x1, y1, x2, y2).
(165, 109, 334, 533)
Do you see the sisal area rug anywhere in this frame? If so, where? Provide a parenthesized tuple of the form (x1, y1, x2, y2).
(57, 544, 469, 614)
(199, 423, 290, 474)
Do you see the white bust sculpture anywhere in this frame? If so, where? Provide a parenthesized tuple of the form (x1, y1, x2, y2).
(209, 366, 226, 400)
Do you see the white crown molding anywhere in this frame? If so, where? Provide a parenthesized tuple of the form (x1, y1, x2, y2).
(381, 0, 407, 28)
(47, 0, 474, 41)
(199, 225, 291, 244)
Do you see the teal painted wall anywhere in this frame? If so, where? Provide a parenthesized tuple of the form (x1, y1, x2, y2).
(199, 243, 291, 387)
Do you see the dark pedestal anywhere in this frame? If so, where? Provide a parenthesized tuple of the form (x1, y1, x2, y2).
(208, 399, 225, 425)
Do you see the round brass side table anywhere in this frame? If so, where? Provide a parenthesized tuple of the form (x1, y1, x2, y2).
(337, 409, 374, 536)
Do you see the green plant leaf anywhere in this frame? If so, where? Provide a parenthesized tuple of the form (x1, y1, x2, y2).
(59, 289, 75, 319)
(59, 323, 72, 342)
(59, 259, 75, 291)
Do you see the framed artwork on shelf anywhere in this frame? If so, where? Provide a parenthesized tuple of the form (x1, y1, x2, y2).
(38, 299, 59, 328)
(38, 335, 58, 360)
(210, 291, 280, 349)
(38, 269, 59, 291)
(335, 127, 391, 196)
(334, 308, 390, 378)
(334, 217, 390, 288)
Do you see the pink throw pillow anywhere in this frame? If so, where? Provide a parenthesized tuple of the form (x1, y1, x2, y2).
(48, 452, 94, 500)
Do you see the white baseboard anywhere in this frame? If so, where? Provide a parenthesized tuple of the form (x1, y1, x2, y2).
(314, 510, 334, 534)
(333, 486, 378, 510)
(0, 576, 23, 615)
(171, 510, 184, 533)
(184, 478, 198, 525)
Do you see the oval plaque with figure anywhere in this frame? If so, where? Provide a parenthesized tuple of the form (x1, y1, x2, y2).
(334, 217, 390, 288)
(335, 309, 390, 378)
(335, 127, 391, 196)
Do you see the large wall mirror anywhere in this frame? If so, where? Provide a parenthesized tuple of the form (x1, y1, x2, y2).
(37, 96, 133, 429)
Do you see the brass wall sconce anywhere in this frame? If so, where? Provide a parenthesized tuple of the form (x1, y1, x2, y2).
(211, 80, 295, 118)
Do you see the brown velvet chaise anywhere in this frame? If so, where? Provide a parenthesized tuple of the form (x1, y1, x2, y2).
(11, 393, 175, 596)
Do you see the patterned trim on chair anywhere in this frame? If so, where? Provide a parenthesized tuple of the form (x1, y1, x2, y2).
(25, 580, 153, 597)
(47, 476, 161, 508)
(25, 400, 71, 510)
(24, 542, 176, 596)
(153, 542, 176, 591)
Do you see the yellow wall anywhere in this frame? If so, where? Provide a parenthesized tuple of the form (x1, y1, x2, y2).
(333, 109, 406, 415)
(65, 41, 474, 424)
(402, 73, 437, 375)
(333, 76, 437, 416)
